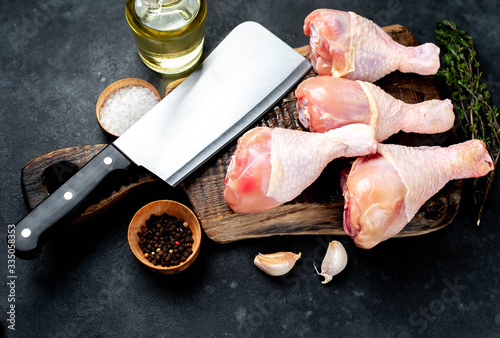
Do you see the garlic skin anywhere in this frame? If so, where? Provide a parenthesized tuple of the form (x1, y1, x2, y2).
(315, 241, 348, 284)
(254, 252, 301, 276)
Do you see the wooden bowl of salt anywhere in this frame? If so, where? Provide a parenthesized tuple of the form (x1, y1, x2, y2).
(96, 78, 161, 139)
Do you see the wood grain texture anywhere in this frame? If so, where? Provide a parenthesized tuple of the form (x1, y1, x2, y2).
(21, 25, 462, 243)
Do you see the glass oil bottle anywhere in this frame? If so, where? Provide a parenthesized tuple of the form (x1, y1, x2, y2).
(126, 0, 207, 74)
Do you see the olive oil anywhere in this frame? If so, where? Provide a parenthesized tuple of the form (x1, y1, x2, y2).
(125, 0, 206, 74)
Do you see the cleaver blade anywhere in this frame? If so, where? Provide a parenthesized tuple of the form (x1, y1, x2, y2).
(115, 21, 311, 186)
(13, 21, 311, 258)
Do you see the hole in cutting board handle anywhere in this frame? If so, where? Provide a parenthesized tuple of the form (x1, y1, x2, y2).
(41, 161, 79, 195)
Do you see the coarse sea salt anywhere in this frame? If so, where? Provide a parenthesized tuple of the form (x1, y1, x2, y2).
(99, 85, 159, 136)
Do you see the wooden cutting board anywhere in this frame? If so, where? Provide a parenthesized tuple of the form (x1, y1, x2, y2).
(21, 25, 462, 244)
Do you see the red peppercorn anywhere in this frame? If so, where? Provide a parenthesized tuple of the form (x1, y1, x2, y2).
(175, 240, 181, 246)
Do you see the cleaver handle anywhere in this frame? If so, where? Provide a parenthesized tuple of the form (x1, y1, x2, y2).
(14, 144, 133, 259)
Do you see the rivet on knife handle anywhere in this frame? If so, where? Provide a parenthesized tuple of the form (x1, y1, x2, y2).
(14, 145, 133, 259)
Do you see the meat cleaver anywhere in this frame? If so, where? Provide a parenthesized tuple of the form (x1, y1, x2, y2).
(13, 21, 312, 258)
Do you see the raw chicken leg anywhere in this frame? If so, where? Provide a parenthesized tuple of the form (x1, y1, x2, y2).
(224, 124, 377, 214)
(343, 140, 494, 249)
(304, 9, 440, 82)
(296, 76, 454, 141)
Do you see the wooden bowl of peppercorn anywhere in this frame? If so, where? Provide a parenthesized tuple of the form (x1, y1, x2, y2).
(128, 200, 201, 274)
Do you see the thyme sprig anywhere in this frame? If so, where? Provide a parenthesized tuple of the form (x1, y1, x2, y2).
(435, 20, 499, 225)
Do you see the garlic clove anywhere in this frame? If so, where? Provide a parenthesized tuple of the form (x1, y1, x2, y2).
(315, 240, 348, 284)
(254, 251, 301, 276)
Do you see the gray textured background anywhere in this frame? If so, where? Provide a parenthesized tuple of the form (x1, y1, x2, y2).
(1, 0, 499, 337)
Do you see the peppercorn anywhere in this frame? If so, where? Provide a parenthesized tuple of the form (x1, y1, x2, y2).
(137, 213, 194, 267)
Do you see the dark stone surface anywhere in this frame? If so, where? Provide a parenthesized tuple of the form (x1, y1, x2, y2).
(1, 0, 499, 337)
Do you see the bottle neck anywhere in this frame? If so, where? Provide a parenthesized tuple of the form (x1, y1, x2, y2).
(144, 0, 161, 14)
(135, 0, 200, 31)
(144, 0, 182, 14)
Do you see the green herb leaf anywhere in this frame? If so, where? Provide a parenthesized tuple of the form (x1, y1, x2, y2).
(436, 20, 499, 225)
